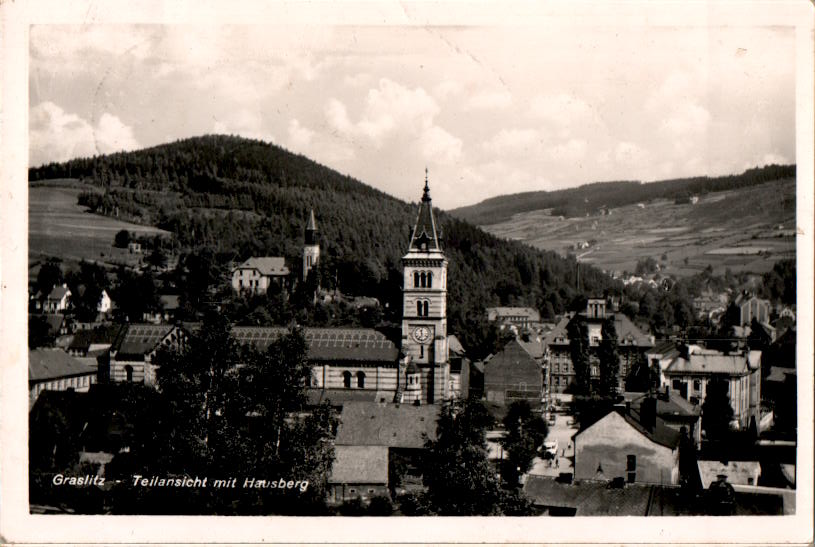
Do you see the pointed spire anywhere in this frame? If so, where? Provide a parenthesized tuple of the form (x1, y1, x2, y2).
(422, 167, 431, 202)
(306, 208, 318, 232)
(305, 209, 318, 245)
(408, 170, 440, 252)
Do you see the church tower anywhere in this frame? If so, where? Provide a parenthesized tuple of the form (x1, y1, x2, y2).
(401, 170, 449, 403)
(303, 209, 320, 282)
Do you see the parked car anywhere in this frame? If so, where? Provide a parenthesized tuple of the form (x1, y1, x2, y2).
(542, 440, 558, 458)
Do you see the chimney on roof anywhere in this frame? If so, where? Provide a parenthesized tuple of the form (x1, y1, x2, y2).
(640, 396, 657, 431)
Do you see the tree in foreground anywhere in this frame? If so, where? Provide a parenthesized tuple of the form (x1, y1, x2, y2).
(701, 376, 734, 442)
(499, 400, 548, 487)
(417, 399, 534, 515)
(567, 316, 591, 394)
(597, 317, 620, 396)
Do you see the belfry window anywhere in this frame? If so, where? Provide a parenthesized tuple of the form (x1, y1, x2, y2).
(343, 371, 352, 389)
(357, 371, 366, 388)
(426, 271, 433, 288)
(414, 272, 420, 287)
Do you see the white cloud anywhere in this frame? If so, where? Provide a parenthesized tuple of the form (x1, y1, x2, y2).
(29, 101, 140, 166)
(434, 80, 463, 101)
(614, 141, 649, 168)
(483, 128, 540, 154)
(530, 93, 597, 127)
(421, 126, 462, 163)
(547, 139, 587, 162)
(287, 119, 315, 149)
(465, 89, 513, 110)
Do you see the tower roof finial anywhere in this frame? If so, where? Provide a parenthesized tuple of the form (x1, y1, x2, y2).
(422, 167, 431, 202)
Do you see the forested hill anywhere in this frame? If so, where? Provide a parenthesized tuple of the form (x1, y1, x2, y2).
(29, 135, 618, 345)
(450, 164, 796, 226)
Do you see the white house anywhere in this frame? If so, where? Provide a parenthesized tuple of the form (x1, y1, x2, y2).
(231, 257, 290, 294)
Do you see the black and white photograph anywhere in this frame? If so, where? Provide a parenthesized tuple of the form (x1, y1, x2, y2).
(1, 0, 813, 544)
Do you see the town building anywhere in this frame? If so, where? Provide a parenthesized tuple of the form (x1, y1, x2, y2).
(574, 407, 681, 486)
(29, 348, 98, 408)
(645, 340, 681, 387)
(483, 338, 542, 412)
(329, 401, 439, 503)
(105, 323, 188, 384)
(36, 284, 72, 313)
(302, 209, 320, 282)
(544, 298, 653, 393)
(67, 325, 123, 357)
(661, 345, 762, 431)
(733, 292, 771, 326)
(231, 257, 290, 294)
(629, 388, 702, 448)
(486, 306, 541, 330)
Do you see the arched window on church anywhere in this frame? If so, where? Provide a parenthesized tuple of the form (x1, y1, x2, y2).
(357, 371, 366, 388)
(343, 371, 352, 389)
(416, 300, 423, 316)
(125, 365, 133, 383)
(414, 271, 420, 287)
(423, 300, 429, 317)
(420, 272, 427, 287)
(427, 271, 433, 288)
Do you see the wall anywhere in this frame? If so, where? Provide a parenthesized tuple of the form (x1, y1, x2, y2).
(575, 412, 678, 485)
(29, 373, 96, 408)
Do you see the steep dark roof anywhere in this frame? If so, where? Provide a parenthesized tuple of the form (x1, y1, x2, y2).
(631, 391, 700, 419)
(544, 313, 652, 349)
(68, 325, 123, 352)
(621, 409, 682, 449)
(484, 338, 541, 387)
(232, 327, 399, 363)
(234, 257, 289, 276)
(110, 323, 180, 359)
(48, 285, 70, 300)
(29, 349, 97, 382)
(335, 401, 439, 448)
(647, 340, 680, 359)
(408, 177, 441, 252)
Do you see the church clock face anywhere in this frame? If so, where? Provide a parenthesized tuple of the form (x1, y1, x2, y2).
(412, 326, 432, 344)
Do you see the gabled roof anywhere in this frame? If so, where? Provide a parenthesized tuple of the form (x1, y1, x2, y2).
(335, 401, 439, 448)
(29, 349, 97, 382)
(110, 323, 181, 360)
(48, 285, 70, 300)
(543, 313, 652, 348)
(631, 391, 700, 419)
(329, 445, 389, 484)
(518, 337, 544, 359)
(68, 325, 123, 352)
(575, 409, 681, 449)
(306, 209, 318, 232)
(234, 257, 289, 276)
(232, 327, 400, 362)
(42, 313, 66, 333)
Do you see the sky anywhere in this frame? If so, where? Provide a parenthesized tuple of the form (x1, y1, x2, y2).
(29, 21, 796, 209)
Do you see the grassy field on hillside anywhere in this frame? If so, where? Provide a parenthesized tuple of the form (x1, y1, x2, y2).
(482, 178, 796, 277)
(29, 180, 170, 273)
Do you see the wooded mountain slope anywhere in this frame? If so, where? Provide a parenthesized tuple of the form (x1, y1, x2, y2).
(450, 164, 796, 226)
(29, 135, 617, 339)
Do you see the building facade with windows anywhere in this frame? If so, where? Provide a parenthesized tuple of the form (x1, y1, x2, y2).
(544, 299, 653, 393)
(661, 346, 762, 431)
(574, 408, 680, 485)
(231, 256, 290, 294)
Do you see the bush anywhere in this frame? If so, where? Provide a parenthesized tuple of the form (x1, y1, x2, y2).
(114, 229, 131, 248)
(367, 495, 394, 516)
